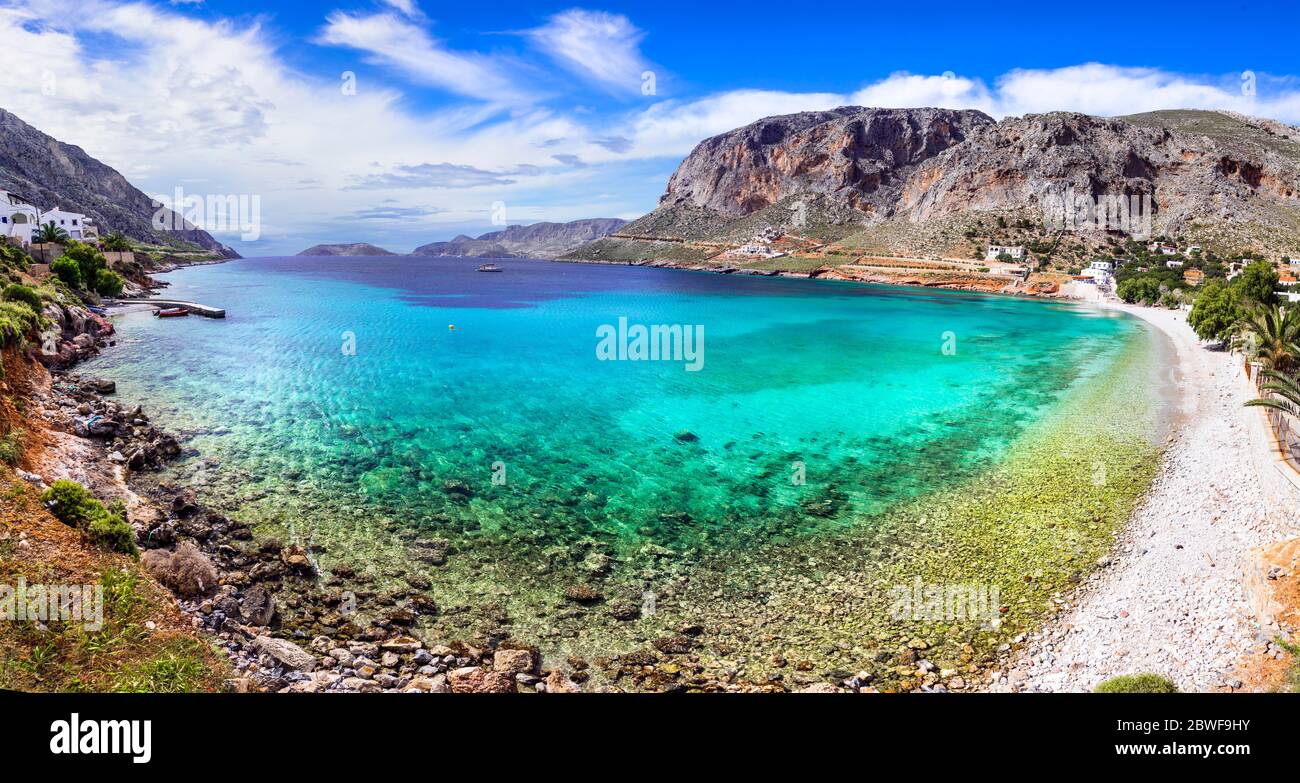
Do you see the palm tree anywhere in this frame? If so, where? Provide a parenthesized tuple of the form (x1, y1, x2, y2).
(34, 221, 68, 263)
(1246, 369, 1300, 416)
(1235, 304, 1300, 373)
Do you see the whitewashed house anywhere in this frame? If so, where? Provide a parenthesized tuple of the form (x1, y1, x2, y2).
(39, 207, 96, 240)
(985, 245, 1025, 261)
(1183, 244, 1203, 256)
(1166, 259, 1184, 269)
(0, 190, 40, 246)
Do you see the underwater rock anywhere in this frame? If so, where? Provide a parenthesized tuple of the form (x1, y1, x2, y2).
(673, 430, 699, 443)
(563, 584, 603, 604)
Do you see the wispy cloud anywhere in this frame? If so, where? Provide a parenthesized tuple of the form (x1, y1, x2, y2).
(346, 162, 524, 190)
(316, 11, 527, 105)
(526, 10, 651, 96)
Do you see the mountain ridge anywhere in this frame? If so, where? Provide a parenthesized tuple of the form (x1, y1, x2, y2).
(568, 107, 1300, 264)
(0, 107, 238, 258)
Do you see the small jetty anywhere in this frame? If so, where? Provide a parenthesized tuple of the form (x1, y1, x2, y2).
(115, 299, 226, 318)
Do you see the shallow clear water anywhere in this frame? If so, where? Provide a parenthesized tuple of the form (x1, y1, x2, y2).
(83, 257, 1161, 683)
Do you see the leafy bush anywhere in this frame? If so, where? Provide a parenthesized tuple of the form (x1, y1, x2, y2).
(1117, 276, 1162, 305)
(142, 541, 219, 597)
(102, 232, 131, 252)
(63, 242, 108, 288)
(88, 510, 137, 557)
(2, 283, 43, 314)
(0, 428, 24, 466)
(94, 269, 125, 297)
(41, 480, 138, 557)
(0, 301, 39, 346)
(50, 256, 81, 289)
(1094, 674, 1178, 693)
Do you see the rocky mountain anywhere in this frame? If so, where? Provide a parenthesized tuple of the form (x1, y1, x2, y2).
(0, 107, 237, 257)
(568, 107, 1300, 262)
(413, 218, 626, 258)
(297, 243, 396, 257)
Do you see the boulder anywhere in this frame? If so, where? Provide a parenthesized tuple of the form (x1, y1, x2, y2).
(448, 666, 516, 694)
(251, 636, 316, 671)
(492, 648, 535, 675)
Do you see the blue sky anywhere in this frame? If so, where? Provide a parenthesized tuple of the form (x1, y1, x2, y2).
(3, 0, 1299, 254)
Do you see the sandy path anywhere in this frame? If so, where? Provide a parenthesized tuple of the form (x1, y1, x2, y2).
(989, 304, 1298, 692)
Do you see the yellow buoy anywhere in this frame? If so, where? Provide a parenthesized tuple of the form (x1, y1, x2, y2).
(448, 324, 456, 330)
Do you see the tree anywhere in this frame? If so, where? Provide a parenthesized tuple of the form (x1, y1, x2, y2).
(1117, 276, 1161, 304)
(102, 232, 131, 252)
(1234, 260, 1279, 307)
(1187, 279, 1241, 341)
(34, 221, 68, 263)
(1236, 304, 1300, 372)
(94, 268, 124, 297)
(1246, 368, 1300, 417)
(62, 242, 107, 286)
(50, 256, 81, 289)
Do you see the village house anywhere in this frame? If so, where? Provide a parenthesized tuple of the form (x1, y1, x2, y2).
(985, 245, 1025, 261)
(1183, 268, 1205, 286)
(1183, 245, 1203, 256)
(1165, 259, 1184, 269)
(39, 207, 98, 240)
(0, 190, 40, 246)
(1082, 260, 1114, 283)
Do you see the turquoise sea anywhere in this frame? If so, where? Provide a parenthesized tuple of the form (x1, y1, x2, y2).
(83, 257, 1165, 687)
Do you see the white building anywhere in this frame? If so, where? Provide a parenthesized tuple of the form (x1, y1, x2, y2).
(1166, 259, 1184, 269)
(39, 207, 97, 240)
(1184, 245, 1203, 256)
(1080, 260, 1114, 284)
(0, 190, 40, 246)
(985, 245, 1025, 261)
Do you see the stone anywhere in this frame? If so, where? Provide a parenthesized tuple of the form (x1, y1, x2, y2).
(240, 586, 275, 626)
(796, 683, 842, 693)
(563, 584, 603, 604)
(492, 648, 535, 675)
(448, 666, 516, 694)
(543, 671, 581, 693)
(251, 636, 316, 671)
(380, 635, 423, 654)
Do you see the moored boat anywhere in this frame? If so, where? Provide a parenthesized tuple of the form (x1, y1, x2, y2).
(477, 263, 503, 272)
(154, 307, 189, 318)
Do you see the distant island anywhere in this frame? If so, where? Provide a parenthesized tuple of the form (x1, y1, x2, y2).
(411, 218, 626, 259)
(296, 243, 397, 257)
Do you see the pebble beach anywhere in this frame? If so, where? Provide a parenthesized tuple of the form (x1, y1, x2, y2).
(991, 304, 1299, 692)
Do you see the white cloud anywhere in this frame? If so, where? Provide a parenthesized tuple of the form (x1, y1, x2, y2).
(6, 0, 1300, 255)
(379, 0, 421, 17)
(316, 11, 528, 106)
(527, 10, 651, 95)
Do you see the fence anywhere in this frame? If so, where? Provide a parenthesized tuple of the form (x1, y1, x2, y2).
(1248, 359, 1300, 469)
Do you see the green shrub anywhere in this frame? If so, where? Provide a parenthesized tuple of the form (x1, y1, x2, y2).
(63, 242, 107, 287)
(102, 232, 131, 253)
(40, 480, 137, 557)
(42, 480, 103, 527)
(88, 510, 137, 557)
(0, 301, 38, 346)
(50, 256, 81, 289)
(1094, 674, 1178, 693)
(0, 428, 24, 466)
(2, 283, 43, 314)
(93, 269, 125, 297)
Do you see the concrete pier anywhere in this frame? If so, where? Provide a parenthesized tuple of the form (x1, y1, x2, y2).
(115, 299, 226, 318)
